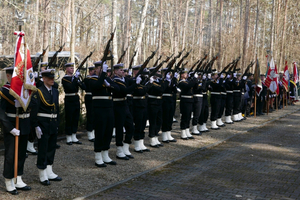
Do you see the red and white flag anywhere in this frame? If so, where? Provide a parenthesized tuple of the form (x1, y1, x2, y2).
(293, 62, 298, 84)
(282, 61, 289, 91)
(265, 57, 279, 95)
(9, 31, 36, 111)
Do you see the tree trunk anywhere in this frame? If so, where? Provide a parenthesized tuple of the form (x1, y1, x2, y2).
(133, 0, 149, 65)
(208, 0, 213, 59)
(253, 0, 259, 61)
(158, 0, 163, 56)
(42, 0, 50, 62)
(242, 0, 250, 70)
(70, 0, 75, 63)
(182, 0, 190, 50)
(279, 0, 288, 71)
(198, 2, 203, 58)
(270, 0, 275, 53)
(112, 0, 118, 64)
(123, 0, 131, 66)
(218, 0, 223, 70)
(32, 0, 39, 52)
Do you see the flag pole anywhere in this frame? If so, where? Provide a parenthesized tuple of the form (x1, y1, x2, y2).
(283, 89, 285, 109)
(14, 12, 24, 181)
(254, 93, 257, 118)
(267, 90, 270, 115)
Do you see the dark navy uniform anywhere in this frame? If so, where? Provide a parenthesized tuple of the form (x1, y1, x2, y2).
(61, 74, 86, 139)
(224, 76, 234, 118)
(0, 83, 30, 179)
(198, 78, 209, 130)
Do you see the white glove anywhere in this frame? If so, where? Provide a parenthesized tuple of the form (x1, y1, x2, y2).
(202, 74, 207, 80)
(208, 74, 211, 79)
(220, 74, 225, 79)
(166, 72, 171, 80)
(128, 69, 132, 76)
(233, 73, 237, 78)
(174, 72, 179, 79)
(194, 73, 198, 78)
(149, 76, 154, 83)
(102, 61, 108, 72)
(10, 128, 20, 136)
(75, 70, 80, 78)
(243, 76, 247, 80)
(33, 72, 38, 78)
(227, 74, 231, 79)
(14, 100, 21, 108)
(35, 126, 43, 139)
(136, 75, 142, 84)
(104, 79, 110, 87)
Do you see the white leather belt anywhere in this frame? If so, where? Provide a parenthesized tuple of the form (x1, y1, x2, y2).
(92, 96, 112, 100)
(113, 97, 127, 101)
(37, 113, 57, 118)
(6, 113, 30, 119)
(221, 92, 227, 95)
(226, 91, 233, 93)
(148, 95, 162, 99)
(202, 92, 207, 95)
(242, 92, 245, 95)
(193, 94, 203, 97)
(65, 93, 78, 96)
(133, 96, 146, 99)
(127, 94, 133, 97)
(162, 94, 173, 97)
(85, 92, 92, 95)
(210, 92, 221, 95)
(233, 90, 240, 92)
(181, 95, 193, 98)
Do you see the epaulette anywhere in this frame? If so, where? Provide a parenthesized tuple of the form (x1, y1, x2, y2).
(62, 78, 72, 84)
(37, 89, 55, 110)
(0, 90, 14, 105)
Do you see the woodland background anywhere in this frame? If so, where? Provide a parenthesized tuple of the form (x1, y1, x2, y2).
(0, 0, 299, 73)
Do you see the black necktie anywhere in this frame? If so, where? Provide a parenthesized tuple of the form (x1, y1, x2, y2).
(49, 90, 52, 96)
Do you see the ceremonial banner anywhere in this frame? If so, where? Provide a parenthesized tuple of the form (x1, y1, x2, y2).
(254, 58, 262, 95)
(9, 31, 36, 111)
(265, 57, 279, 95)
(282, 61, 289, 91)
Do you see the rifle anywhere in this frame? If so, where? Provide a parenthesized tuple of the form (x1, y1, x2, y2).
(152, 55, 162, 68)
(101, 27, 116, 68)
(117, 47, 128, 64)
(191, 54, 208, 74)
(203, 54, 219, 73)
(182, 61, 189, 69)
(188, 59, 201, 74)
(149, 53, 174, 77)
(135, 47, 159, 77)
(242, 61, 255, 77)
(228, 56, 241, 73)
(34, 45, 49, 71)
(128, 49, 138, 71)
(173, 49, 192, 73)
(47, 43, 65, 69)
(163, 49, 185, 78)
(219, 59, 236, 75)
(74, 50, 95, 81)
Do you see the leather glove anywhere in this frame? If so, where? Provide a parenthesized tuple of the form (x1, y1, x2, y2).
(14, 100, 21, 108)
(174, 72, 179, 79)
(227, 74, 231, 79)
(35, 126, 43, 139)
(243, 76, 247, 80)
(103, 62, 108, 72)
(233, 73, 237, 78)
(136, 75, 142, 84)
(208, 74, 211, 79)
(10, 128, 20, 136)
(104, 79, 110, 87)
(75, 71, 80, 78)
(202, 74, 207, 80)
(149, 76, 154, 83)
(220, 74, 225, 79)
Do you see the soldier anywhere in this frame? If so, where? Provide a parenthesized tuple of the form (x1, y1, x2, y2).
(31, 68, 62, 186)
(208, 71, 224, 130)
(256, 74, 267, 115)
(0, 66, 32, 194)
(177, 69, 198, 139)
(232, 73, 242, 121)
(191, 73, 204, 135)
(198, 74, 210, 132)
(61, 63, 86, 145)
(90, 61, 120, 167)
(131, 65, 151, 152)
(161, 69, 178, 142)
(224, 73, 234, 124)
(112, 63, 137, 160)
(147, 67, 167, 147)
(216, 73, 227, 127)
(83, 66, 96, 142)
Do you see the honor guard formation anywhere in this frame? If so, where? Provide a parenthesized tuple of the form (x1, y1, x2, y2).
(0, 42, 297, 195)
